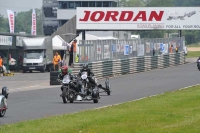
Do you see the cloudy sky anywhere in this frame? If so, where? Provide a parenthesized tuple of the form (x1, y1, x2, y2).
(0, 0, 42, 17)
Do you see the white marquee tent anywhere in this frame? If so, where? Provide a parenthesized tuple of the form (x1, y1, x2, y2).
(52, 35, 70, 50)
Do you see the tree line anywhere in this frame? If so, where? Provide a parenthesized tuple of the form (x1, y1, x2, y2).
(0, 8, 43, 35)
(0, 0, 200, 44)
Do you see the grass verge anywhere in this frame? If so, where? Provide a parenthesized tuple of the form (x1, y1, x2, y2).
(186, 51, 200, 58)
(187, 44, 200, 47)
(1, 85, 200, 133)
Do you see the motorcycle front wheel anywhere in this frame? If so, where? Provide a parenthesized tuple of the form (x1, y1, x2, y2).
(0, 109, 6, 117)
(62, 87, 67, 103)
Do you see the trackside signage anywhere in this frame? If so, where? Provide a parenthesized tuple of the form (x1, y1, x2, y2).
(76, 7, 200, 30)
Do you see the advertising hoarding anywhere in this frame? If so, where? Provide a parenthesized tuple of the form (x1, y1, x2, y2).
(76, 7, 200, 30)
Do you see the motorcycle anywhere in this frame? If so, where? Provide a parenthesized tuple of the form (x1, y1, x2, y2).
(80, 71, 100, 102)
(0, 87, 8, 117)
(2, 87, 9, 99)
(81, 72, 111, 96)
(197, 60, 200, 71)
(60, 73, 99, 103)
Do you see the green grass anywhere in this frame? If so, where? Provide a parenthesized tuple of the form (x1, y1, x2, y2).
(187, 43, 200, 47)
(186, 51, 200, 58)
(1, 85, 200, 133)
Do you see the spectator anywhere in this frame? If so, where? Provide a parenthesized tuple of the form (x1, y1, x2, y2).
(175, 46, 178, 53)
(170, 45, 173, 53)
(69, 39, 77, 67)
(153, 48, 155, 56)
(52, 52, 61, 71)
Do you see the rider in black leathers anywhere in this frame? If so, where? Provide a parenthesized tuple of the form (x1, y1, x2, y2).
(197, 57, 200, 68)
(57, 66, 82, 95)
(77, 63, 97, 86)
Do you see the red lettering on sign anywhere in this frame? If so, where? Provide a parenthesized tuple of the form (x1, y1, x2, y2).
(79, 11, 90, 21)
(133, 11, 146, 21)
(119, 11, 133, 21)
(90, 11, 104, 21)
(104, 11, 118, 21)
(148, 11, 164, 21)
(79, 10, 164, 22)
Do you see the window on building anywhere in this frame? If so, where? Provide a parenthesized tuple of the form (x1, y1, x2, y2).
(61, 2, 67, 9)
(75, 2, 81, 8)
(69, 2, 74, 8)
(89, 2, 95, 7)
(60, 20, 68, 26)
(111, 2, 117, 7)
(82, 2, 88, 7)
(96, 2, 102, 7)
(103, 1, 109, 7)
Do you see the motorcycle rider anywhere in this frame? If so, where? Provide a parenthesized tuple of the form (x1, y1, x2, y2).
(197, 57, 200, 68)
(57, 66, 82, 96)
(77, 63, 97, 86)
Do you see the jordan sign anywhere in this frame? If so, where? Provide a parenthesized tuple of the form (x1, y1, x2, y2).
(76, 7, 200, 30)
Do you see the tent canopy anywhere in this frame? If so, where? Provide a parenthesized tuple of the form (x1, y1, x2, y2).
(52, 35, 70, 50)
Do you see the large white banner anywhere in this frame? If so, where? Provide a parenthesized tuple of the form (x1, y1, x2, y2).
(163, 43, 169, 54)
(97, 45, 101, 54)
(104, 45, 110, 59)
(116, 43, 120, 52)
(16, 36, 27, 47)
(0, 35, 12, 46)
(132, 41, 137, 51)
(77, 7, 200, 30)
(137, 44, 144, 56)
(7, 10, 15, 33)
(146, 42, 150, 53)
(31, 9, 37, 35)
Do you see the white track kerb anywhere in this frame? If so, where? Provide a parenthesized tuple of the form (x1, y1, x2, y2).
(53, 84, 200, 116)
(92, 84, 200, 110)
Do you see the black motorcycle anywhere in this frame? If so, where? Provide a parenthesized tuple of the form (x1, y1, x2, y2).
(59, 73, 99, 103)
(0, 87, 8, 117)
(197, 60, 200, 71)
(80, 71, 100, 103)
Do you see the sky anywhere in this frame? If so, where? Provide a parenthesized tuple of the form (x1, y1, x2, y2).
(0, 0, 42, 17)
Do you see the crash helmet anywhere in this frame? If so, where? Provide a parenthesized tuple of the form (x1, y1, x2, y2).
(61, 66, 68, 75)
(82, 63, 88, 71)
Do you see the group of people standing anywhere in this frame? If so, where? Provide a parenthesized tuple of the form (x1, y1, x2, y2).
(52, 39, 77, 71)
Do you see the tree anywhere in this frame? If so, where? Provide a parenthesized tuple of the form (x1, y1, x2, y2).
(145, 0, 174, 7)
(15, 8, 43, 35)
(0, 14, 9, 32)
(120, 0, 145, 7)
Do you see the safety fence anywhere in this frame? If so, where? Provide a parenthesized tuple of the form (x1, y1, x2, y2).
(72, 51, 185, 79)
(76, 37, 185, 63)
(50, 51, 185, 85)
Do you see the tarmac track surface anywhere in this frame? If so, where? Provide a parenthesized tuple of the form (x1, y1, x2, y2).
(0, 63, 199, 125)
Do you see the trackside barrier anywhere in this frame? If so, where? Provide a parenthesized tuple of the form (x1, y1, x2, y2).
(49, 51, 185, 85)
(77, 37, 185, 63)
(72, 51, 185, 79)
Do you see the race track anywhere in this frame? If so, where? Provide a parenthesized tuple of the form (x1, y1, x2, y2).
(0, 63, 199, 125)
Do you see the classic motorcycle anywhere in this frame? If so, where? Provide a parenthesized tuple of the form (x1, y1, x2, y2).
(2, 87, 9, 99)
(0, 87, 8, 117)
(60, 73, 99, 103)
(81, 72, 111, 96)
(197, 60, 200, 71)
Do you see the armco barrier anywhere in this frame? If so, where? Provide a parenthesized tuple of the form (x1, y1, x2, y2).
(72, 52, 185, 79)
(49, 51, 185, 85)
